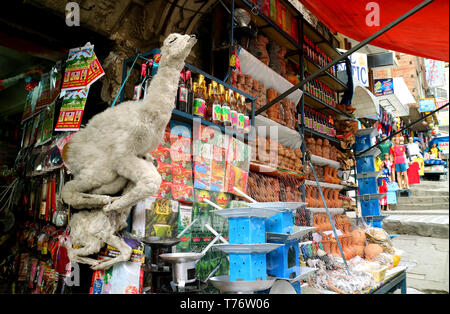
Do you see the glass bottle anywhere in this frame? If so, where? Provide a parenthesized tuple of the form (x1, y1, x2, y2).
(242, 95, 250, 133)
(192, 75, 207, 118)
(230, 90, 238, 130)
(211, 81, 222, 125)
(220, 85, 231, 127)
(177, 71, 189, 112)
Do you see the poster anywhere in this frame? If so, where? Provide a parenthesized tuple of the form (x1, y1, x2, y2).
(61, 45, 104, 91)
(374, 78, 394, 96)
(55, 87, 89, 131)
(21, 86, 40, 122)
(35, 72, 50, 111)
(40, 103, 55, 145)
(419, 98, 436, 113)
(424, 59, 445, 88)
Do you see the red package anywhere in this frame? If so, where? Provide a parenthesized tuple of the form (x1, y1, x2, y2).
(156, 162, 172, 182)
(172, 164, 193, 185)
(151, 146, 171, 164)
(155, 181, 172, 199)
(172, 183, 194, 204)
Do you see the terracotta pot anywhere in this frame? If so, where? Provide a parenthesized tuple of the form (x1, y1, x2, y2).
(321, 239, 331, 254)
(351, 229, 366, 246)
(330, 240, 340, 257)
(364, 243, 383, 260)
(315, 138, 323, 157)
(354, 245, 365, 257)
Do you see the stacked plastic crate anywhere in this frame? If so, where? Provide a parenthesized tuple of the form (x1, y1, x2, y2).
(355, 128, 386, 228)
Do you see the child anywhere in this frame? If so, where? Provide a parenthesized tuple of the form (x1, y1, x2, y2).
(383, 153, 395, 183)
(378, 160, 390, 211)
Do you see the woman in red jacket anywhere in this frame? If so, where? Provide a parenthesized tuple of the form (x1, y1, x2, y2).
(390, 137, 409, 190)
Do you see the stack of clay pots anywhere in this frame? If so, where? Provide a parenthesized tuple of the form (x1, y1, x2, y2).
(313, 213, 332, 232)
(247, 172, 280, 202)
(305, 137, 338, 161)
(279, 177, 303, 202)
(252, 136, 303, 173)
(305, 186, 342, 208)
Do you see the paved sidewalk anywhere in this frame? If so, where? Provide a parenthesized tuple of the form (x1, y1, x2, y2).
(393, 235, 449, 293)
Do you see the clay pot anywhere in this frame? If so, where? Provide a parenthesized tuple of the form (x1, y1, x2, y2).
(321, 239, 331, 254)
(322, 139, 330, 159)
(354, 245, 365, 257)
(330, 240, 340, 257)
(351, 229, 366, 246)
(364, 243, 383, 260)
(315, 138, 323, 157)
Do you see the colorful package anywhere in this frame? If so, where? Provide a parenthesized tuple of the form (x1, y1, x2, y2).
(131, 197, 179, 239)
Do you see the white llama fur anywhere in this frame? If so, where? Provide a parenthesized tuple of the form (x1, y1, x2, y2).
(62, 33, 197, 270)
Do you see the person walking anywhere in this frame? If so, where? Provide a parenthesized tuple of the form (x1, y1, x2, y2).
(391, 137, 410, 190)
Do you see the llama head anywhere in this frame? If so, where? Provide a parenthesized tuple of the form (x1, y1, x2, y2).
(160, 33, 197, 68)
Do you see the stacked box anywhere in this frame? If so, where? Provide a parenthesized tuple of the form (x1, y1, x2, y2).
(355, 129, 384, 227)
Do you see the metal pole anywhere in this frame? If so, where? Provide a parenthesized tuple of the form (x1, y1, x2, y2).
(355, 102, 449, 157)
(308, 158, 350, 275)
(255, 0, 434, 116)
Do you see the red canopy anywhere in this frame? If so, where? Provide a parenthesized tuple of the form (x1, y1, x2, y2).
(298, 0, 449, 61)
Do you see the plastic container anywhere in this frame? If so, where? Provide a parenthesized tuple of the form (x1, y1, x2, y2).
(266, 239, 300, 279)
(229, 253, 267, 281)
(360, 199, 381, 216)
(355, 128, 378, 153)
(357, 171, 383, 195)
(356, 156, 376, 173)
(364, 264, 388, 284)
(266, 211, 294, 234)
(228, 217, 266, 244)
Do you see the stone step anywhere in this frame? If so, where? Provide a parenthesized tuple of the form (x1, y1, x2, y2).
(393, 203, 449, 211)
(382, 210, 449, 216)
(409, 189, 449, 197)
(382, 215, 449, 238)
(397, 196, 449, 205)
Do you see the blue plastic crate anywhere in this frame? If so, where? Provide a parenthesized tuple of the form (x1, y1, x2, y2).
(266, 211, 294, 234)
(360, 199, 381, 216)
(228, 217, 266, 244)
(357, 176, 378, 195)
(356, 155, 376, 173)
(266, 239, 300, 279)
(229, 253, 267, 281)
(355, 128, 378, 153)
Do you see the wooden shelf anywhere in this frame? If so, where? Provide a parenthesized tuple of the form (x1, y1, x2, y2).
(171, 109, 254, 142)
(303, 127, 339, 144)
(304, 57, 348, 92)
(302, 18, 341, 59)
(303, 91, 353, 119)
(304, 180, 344, 190)
(310, 154, 340, 169)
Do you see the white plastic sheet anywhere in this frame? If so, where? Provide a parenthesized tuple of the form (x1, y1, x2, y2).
(237, 47, 303, 104)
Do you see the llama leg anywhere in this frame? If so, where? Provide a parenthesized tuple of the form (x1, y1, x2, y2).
(103, 156, 161, 212)
(90, 176, 128, 195)
(62, 173, 118, 209)
(91, 234, 132, 270)
(67, 240, 103, 267)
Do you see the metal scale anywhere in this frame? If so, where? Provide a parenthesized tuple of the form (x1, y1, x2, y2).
(205, 191, 318, 294)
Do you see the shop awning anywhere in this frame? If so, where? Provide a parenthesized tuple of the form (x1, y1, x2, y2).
(377, 77, 415, 117)
(352, 84, 379, 119)
(298, 0, 449, 62)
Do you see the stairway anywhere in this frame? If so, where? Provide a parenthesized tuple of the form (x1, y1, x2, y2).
(382, 179, 449, 238)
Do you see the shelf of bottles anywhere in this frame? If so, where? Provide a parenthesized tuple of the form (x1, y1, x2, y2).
(121, 54, 256, 142)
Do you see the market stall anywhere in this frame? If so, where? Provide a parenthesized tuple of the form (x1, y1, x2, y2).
(0, 0, 415, 295)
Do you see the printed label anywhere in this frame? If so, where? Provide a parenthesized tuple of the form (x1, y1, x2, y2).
(193, 98, 206, 118)
(231, 110, 238, 128)
(238, 113, 245, 130)
(179, 86, 188, 103)
(212, 103, 222, 122)
(222, 105, 231, 123)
